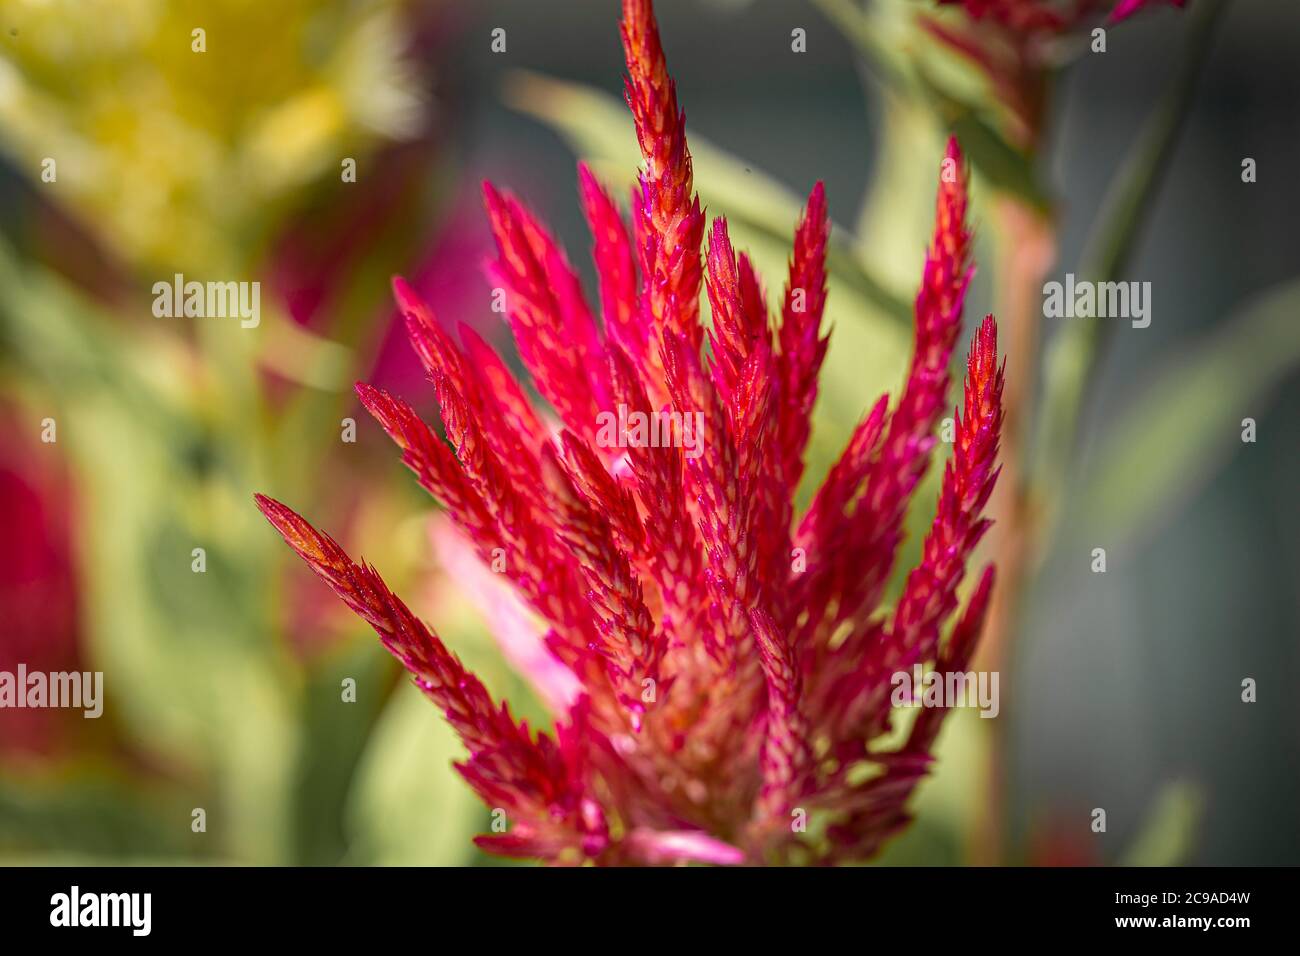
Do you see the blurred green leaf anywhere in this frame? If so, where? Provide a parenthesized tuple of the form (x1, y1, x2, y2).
(0, 764, 196, 861)
(292, 637, 395, 865)
(0, 242, 299, 863)
(0, 240, 194, 443)
(853, 96, 946, 291)
(345, 681, 485, 866)
(1121, 780, 1203, 866)
(1079, 279, 1300, 548)
(947, 110, 1048, 212)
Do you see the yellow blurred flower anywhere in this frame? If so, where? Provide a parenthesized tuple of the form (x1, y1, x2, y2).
(0, 0, 425, 272)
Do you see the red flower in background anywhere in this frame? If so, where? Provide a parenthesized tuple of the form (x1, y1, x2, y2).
(941, 0, 1185, 30)
(0, 410, 81, 757)
(1109, 0, 1188, 22)
(257, 0, 1005, 864)
(928, 0, 1190, 147)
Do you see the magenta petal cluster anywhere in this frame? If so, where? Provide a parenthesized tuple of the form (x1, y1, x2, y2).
(257, 0, 1005, 865)
(940, 0, 1186, 30)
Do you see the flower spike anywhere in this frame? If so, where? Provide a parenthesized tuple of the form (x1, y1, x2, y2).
(258, 0, 1005, 865)
(622, 0, 706, 374)
(254, 494, 608, 860)
(777, 181, 831, 493)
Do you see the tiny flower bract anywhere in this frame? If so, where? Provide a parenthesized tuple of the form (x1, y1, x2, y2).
(257, 0, 1005, 865)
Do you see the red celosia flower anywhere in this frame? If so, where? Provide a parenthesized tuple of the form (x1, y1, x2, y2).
(928, 0, 1189, 147)
(257, 0, 1005, 865)
(941, 0, 1186, 29)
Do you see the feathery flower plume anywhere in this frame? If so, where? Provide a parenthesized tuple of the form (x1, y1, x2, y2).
(258, 0, 1006, 864)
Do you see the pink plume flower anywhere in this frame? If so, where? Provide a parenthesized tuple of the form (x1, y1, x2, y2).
(257, 0, 1006, 865)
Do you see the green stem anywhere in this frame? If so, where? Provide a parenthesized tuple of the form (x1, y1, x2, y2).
(1033, 0, 1228, 511)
